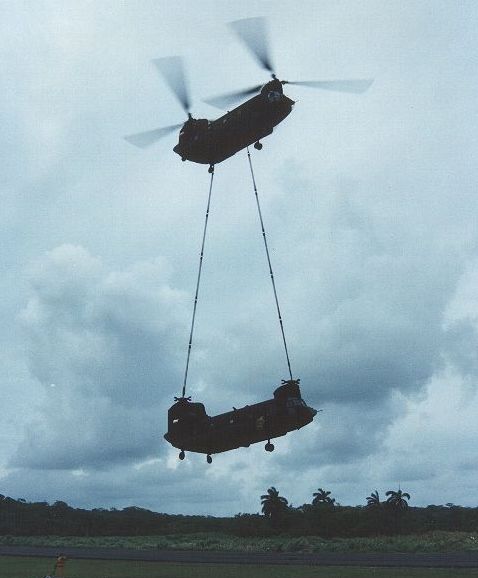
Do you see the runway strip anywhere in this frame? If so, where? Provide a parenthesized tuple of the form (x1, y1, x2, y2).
(1, 545, 478, 568)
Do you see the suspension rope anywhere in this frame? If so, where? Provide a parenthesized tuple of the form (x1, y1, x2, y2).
(246, 147, 293, 380)
(181, 168, 215, 398)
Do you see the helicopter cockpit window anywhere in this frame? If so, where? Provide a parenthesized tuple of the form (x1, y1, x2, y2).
(267, 91, 281, 103)
(286, 398, 306, 408)
(285, 398, 306, 417)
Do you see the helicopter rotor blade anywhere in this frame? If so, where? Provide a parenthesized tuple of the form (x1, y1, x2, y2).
(124, 123, 183, 148)
(203, 84, 263, 109)
(152, 56, 191, 114)
(285, 79, 374, 94)
(229, 17, 274, 74)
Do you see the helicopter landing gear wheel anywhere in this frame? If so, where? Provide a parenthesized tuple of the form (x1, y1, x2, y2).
(265, 441, 274, 452)
(208, 164, 214, 174)
(179, 450, 185, 460)
(207, 454, 213, 464)
(254, 141, 263, 150)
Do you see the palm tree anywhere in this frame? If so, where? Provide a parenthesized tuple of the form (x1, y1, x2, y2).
(385, 488, 411, 534)
(260, 487, 288, 520)
(366, 490, 381, 508)
(385, 488, 410, 511)
(312, 488, 336, 507)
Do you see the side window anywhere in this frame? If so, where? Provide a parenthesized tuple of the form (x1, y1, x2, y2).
(255, 415, 265, 430)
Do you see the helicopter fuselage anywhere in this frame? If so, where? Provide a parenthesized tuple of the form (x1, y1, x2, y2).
(173, 80, 294, 166)
(164, 380, 316, 456)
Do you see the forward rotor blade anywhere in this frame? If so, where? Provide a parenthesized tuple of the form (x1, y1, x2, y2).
(153, 56, 191, 113)
(124, 123, 182, 148)
(286, 79, 374, 94)
(204, 84, 263, 109)
(229, 17, 274, 74)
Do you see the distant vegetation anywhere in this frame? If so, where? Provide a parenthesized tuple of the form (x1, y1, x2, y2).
(1, 489, 478, 543)
(1, 531, 478, 554)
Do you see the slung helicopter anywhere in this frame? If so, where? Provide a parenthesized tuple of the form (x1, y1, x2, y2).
(164, 379, 317, 463)
(125, 17, 373, 172)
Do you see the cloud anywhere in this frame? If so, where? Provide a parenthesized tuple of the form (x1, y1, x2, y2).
(13, 244, 189, 470)
(372, 369, 478, 504)
(1, 456, 242, 515)
(286, 175, 466, 382)
(442, 260, 478, 383)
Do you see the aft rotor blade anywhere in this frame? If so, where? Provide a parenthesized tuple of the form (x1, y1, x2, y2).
(153, 56, 191, 113)
(229, 17, 274, 74)
(286, 79, 374, 93)
(204, 84, 263, 109)
(124, 123, 182, 148)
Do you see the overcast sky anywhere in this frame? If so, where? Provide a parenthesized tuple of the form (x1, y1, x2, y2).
(1, 0, 477, 515)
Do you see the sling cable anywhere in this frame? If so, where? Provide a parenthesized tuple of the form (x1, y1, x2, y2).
(180, 154, 293, 403)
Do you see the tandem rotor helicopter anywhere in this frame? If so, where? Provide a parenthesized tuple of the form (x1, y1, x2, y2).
(125, 17, 373, 174)
(125, 18, 373, 463)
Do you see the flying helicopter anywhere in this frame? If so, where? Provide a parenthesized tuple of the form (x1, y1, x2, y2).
(125, 17, 373, 173)
(164, 379, 317, 464)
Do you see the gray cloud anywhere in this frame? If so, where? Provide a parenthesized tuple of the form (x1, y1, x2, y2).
(1, 458, 241, 515)
(13, 245, 189, 470)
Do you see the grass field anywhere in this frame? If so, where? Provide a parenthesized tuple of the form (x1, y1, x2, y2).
(2, 556, 478, 578)
(1, 531, 477, 553)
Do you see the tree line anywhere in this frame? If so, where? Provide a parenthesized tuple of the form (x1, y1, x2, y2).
(1, 490, 477, 538)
